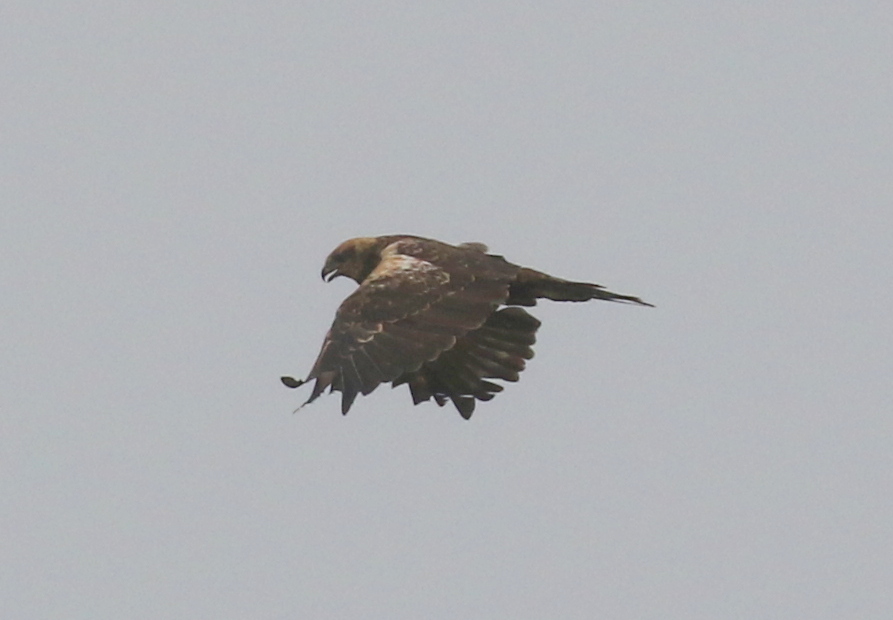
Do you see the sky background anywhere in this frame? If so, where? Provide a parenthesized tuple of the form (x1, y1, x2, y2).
(3, 1, 892, 618)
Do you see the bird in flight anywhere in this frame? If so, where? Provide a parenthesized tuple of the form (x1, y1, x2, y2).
(282, 235, 652, 419)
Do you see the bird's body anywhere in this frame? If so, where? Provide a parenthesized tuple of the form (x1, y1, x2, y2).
(282, 235, 652, 419)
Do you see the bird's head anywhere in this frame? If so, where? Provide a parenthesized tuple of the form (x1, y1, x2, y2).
(321, 237, 387, 284)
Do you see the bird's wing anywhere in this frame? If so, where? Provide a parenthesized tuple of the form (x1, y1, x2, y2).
(299, 238, 519, 414)
(393, 306, 541, 419)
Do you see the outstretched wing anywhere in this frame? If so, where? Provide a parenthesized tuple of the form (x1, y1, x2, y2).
(296, 238, 519, 414)
(394, 306, 541, 419)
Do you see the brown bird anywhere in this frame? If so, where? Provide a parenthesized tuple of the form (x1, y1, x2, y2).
(282, 235, 652, 419)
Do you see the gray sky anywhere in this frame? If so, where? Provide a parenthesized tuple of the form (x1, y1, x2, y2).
(3, 1, 891, 618)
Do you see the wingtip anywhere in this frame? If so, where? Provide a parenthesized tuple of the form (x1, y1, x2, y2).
(452, 396, 475, 419)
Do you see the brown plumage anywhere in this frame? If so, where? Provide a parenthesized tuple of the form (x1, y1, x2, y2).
(282, 235, 652, 419)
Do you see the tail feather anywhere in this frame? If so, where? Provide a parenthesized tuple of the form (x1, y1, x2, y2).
(507, 268, 654, 307)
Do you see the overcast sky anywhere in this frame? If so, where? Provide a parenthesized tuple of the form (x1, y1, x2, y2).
(3, 1, 892, 618)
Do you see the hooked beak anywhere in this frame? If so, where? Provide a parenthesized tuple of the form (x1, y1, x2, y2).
(321, 263, 339, 282)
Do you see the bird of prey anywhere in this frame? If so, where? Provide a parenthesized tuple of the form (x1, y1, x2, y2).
(282, 235, 652, 419)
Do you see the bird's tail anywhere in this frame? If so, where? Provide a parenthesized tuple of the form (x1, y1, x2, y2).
(507, 268, 654, 307)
